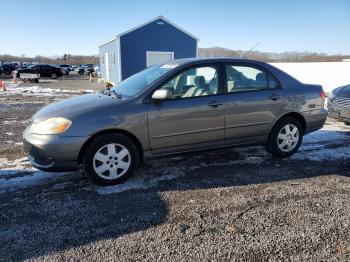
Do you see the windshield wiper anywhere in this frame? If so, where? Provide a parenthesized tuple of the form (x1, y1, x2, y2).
(110, 89, 122, 99)
(101, 89, 121, 99)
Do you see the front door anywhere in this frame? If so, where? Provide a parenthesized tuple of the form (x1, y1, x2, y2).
(148, 64, 225, 155)
(224, 63, 285, 145)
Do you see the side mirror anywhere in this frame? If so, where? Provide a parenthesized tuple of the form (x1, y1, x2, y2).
(152, 89, 172, 100)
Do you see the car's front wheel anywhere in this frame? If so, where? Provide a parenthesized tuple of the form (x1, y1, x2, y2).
(82, 133, 140, 185)
(51, 73, 58, 79)
(267, 117, 303, 158)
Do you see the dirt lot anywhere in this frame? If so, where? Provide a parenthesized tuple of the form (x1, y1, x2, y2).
(1, 78, 350, 261)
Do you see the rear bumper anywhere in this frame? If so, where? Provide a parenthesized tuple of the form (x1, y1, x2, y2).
(302, 108, 328, 134)
(23, 126, 89, 172)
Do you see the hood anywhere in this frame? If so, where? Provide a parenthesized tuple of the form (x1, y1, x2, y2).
(33, 92, 122, 122)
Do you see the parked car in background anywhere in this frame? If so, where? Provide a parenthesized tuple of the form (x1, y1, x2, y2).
(0, 62, 16, 75)
(14, 64, 64, 79)
(84, 64, 95, 75)
(12, 62, 21, 69)
(23, 58, 328, 186)
(328, 84, 350, 124)
(58, 64, 72, 71)
(56, 65, 70, 75)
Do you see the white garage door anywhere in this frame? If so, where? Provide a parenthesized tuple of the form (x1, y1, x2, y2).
(146, 51, 174, 67)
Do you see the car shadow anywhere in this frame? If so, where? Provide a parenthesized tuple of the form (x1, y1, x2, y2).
(1, 129, 350, 261)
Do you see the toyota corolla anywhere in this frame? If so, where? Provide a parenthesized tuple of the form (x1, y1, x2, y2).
(23, 58, 328, 185)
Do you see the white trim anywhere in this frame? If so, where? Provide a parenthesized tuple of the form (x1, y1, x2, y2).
(195, 41, 198, 57)
(117, 37, 122, 82)
(118, 16, 199, 41)
(99, 36, 118, 48)
(146, 51, 174, 67)
(105, 52, 110, 81)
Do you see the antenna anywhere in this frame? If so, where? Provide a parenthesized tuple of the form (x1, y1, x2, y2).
(240, 42, 260, 58)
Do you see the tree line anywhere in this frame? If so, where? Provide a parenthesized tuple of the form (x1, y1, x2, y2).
(198, 47, 350, 62)
(1, 49, 349, 64)
(0, 54, 99, 65)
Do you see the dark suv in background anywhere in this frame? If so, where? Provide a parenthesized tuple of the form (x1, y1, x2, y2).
(13, 64, 64, 79)
(0, 62, 16, 75)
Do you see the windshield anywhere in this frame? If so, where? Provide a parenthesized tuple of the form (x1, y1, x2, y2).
(111, 64, 176, 97)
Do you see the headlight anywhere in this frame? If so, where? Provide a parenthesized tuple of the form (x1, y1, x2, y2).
(31, 117, 72, 135)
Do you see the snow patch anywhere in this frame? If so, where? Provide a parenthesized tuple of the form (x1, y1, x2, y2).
(293, 146, 350, 161)
(0, 171, 70, 193)
(0, 157, 72, 193)
(3, 86, 89, 97)
(96, 168, 186, 195)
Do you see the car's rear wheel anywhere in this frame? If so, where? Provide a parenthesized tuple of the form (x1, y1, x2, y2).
(51, 73, 58, 79)
(82, 133, 139, 185)
(267, 117, 303, 158)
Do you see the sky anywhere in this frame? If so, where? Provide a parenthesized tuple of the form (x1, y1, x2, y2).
(0, 0, 349, 56)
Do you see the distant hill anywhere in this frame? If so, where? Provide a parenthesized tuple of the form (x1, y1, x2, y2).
(199, 47, 350, 62)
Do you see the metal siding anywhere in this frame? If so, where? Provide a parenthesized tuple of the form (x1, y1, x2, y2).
(120, 18, 197, 80)
(98, 39, 120, 84)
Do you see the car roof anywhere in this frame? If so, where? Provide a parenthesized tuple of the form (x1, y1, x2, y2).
(164, 57, 269, 66)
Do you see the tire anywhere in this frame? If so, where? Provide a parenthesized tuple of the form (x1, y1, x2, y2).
(267, 117, 303, 158)
(51, 73, 58, 79)
(82, 133, 140, 185)
(78, 69, 84, 75)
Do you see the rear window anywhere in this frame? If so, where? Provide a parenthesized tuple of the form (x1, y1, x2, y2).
(337, 85, 350, 96)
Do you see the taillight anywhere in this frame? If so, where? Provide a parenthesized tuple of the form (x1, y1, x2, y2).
(320, 91, 326, 100)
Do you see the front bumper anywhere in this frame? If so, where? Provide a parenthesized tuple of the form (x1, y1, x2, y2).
(327, 103, 350, 123)
(23, 126, 89, 172)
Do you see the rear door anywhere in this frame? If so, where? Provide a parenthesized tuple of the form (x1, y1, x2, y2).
(38, 65, 49, 77)
(224, 63, 285, 145)
(148, 64, 225, 155)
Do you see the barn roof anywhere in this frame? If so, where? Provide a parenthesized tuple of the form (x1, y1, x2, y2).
(99, 16, 199, 47)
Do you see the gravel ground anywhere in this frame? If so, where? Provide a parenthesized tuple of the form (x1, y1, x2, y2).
(1, 79, 350, 261)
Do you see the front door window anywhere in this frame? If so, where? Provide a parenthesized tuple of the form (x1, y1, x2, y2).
(159, 66, 218, 99)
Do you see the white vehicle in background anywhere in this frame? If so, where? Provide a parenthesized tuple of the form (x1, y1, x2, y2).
(93, 65, 100, 77)
(328, 84, 350, 125)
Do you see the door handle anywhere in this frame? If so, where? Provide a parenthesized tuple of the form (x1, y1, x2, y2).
(208, 101, 223, 108)
(268, 94, 282, 101)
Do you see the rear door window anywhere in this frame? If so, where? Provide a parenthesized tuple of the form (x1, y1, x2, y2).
(225, 64, 280, 93)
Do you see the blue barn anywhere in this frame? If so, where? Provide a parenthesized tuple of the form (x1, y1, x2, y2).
(98, 16, 199, 84)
